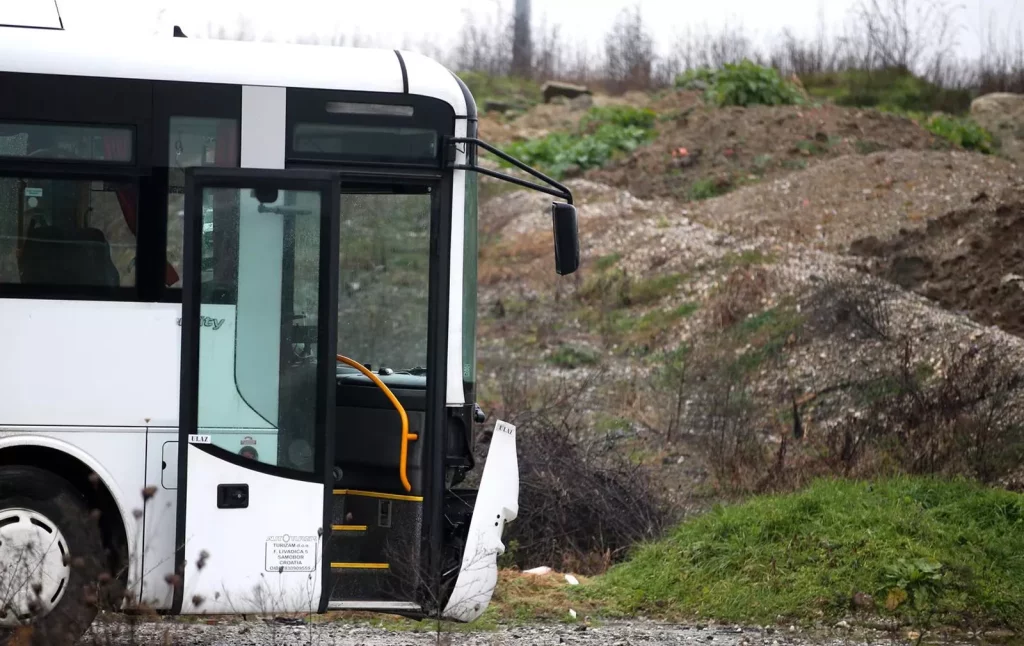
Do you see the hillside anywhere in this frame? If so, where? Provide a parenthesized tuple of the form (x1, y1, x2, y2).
(468, 69, 1024, 583)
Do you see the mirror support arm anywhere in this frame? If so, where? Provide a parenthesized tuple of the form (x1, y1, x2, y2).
(446, 137, 573, 205)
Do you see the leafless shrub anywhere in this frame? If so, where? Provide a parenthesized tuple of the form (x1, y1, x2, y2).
(484, 361, 672, 574)
(686, 352, 771, 492)
(706, 266, 774, 330)
(821, 338, 1024, 483)
(805, 273, 896, 341)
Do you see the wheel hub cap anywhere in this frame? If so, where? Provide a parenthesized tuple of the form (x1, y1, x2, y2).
(0, 508, 72, 625)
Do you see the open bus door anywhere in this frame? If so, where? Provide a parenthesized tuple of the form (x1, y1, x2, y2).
(176, 166, 448, 616)
(175, 167, 341, 615)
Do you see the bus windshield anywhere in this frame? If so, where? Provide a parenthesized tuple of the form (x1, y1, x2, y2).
(336, 189, 431, 377)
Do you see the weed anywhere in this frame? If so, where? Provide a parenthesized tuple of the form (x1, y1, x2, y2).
(456, 71, 542, 111)
(688, 177, 732, 201)
(923, 114, 998, 154)
(752, 154, 774, 174)
(677, 60, 805, 108)
(594, 252, 622, 271)
(547, 343, 601, 369)
(855, 139, 887, 154)
(706, 266, 775, 330)
(501, 105, 658, 179)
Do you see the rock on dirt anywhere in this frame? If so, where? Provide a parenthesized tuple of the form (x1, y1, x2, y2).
(84, 618, 968, 646)
(542, 81, 592, 103)
(971, 92, 1024, 163)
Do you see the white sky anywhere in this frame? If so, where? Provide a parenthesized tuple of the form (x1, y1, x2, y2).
(32, 0, 1024, 62)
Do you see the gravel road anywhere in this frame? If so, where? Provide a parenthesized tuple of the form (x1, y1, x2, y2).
(82, 618, 967, 646)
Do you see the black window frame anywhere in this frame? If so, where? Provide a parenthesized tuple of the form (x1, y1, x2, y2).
(0, 158, 145, 301)
(0, 119, 138, 165)
(0, 71, 154, 302)
(285, 89, 453, 170)
(152, 81, 242, 304)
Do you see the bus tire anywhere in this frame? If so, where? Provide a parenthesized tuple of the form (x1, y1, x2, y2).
(0, 465, 106, 646)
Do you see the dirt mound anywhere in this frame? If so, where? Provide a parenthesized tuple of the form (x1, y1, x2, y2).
(851, 183, 1024, 336)
(477, 90, 662, 146)
(684, 149, 1019, 250)
(584, 100, 946, 201)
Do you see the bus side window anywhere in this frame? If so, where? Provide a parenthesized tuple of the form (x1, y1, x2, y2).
(164, 116, 239, 288)
(0, 123, 138, 293)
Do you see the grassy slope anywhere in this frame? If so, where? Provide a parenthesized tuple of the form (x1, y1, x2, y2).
(582, 477, 1024, 630)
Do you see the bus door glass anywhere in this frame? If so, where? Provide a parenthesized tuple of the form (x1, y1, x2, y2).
(176, 167, 339, 615)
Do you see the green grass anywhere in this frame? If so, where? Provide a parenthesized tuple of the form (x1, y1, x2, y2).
(581, 477, 1024, 630)
(720, 249, 773, 269)
(456, 71, 542, 112)
(688, 177, 732, 201)
(595, 252, 622, 271)
(800, 67, 972, 115)
(727, 305, 803, 376)
(547, 343, 601, 369)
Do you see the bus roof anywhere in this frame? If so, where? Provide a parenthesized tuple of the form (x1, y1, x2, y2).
(0, 25, 470, 115)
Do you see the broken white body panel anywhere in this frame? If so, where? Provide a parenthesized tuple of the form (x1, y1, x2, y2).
(442, 420, 519, 622)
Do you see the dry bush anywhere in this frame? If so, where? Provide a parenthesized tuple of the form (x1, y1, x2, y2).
(805, 273, 896, 341)
(820, 338, 1024, 484)
(706, 266, 774, 330)
(484, 361, 673, 574)
(679, 345, 774, 492)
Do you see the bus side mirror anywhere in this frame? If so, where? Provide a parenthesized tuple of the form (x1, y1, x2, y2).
(551, 202, 579, 276)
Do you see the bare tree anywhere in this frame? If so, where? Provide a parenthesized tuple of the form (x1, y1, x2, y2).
(604, 4, 656, 93)
(853, 0, 963, 78)
(511, 0, 532, 78)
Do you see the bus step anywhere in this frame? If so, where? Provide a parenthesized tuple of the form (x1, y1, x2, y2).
(327, 565, 416, 602)
(330, 562, 389, 570)
(330, 524, 368, 533)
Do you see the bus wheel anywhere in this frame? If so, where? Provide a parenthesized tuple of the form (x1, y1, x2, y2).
(0, 466, 106, 646)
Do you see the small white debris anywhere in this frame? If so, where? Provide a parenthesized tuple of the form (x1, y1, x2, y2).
(523, 566, 552, 575)
(569, 608, 577, 619)
(564, 574, 579, 586)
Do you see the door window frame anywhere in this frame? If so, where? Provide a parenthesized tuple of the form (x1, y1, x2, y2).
(177, 166, 341, 484)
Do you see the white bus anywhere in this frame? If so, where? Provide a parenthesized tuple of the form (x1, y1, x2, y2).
(0, 10, 579, 645)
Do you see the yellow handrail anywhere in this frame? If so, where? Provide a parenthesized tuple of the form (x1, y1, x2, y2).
(336, 355, 417, 492)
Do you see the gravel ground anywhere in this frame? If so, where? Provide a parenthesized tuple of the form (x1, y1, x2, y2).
(82, 618, 966, 646)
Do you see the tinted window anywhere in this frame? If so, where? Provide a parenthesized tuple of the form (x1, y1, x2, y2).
(0, 122, 133, 163)
(292, 123, 438, 162)
(0, 176, 137, 288)
(165, 116, 239, 288)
